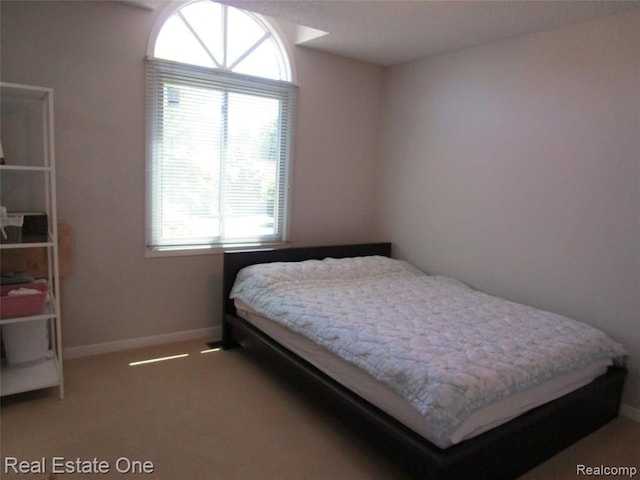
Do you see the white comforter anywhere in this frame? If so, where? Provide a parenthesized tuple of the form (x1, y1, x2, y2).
(230, 256, 626, 448)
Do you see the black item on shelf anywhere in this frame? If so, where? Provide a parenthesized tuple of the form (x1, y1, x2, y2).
(21, 213, 48, 236)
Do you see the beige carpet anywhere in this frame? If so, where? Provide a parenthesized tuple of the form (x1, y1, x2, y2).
(1, 339, 638, 479)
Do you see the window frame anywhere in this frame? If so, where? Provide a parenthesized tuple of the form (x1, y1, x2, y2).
(145, 1, 296, 256)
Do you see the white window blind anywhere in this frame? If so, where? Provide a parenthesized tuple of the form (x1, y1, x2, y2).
(146, 58, 297, 249)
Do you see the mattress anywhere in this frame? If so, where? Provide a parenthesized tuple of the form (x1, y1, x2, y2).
(230, 256, 626, 448)
(235, 299, 611, 446)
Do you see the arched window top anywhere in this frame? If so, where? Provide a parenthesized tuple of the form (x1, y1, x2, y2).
(151, 0, 292, 82)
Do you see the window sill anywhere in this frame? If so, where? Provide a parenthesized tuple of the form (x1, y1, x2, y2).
(145, 242, 289, 258)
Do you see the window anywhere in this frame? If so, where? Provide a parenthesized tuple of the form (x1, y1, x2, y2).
(146, 1, 296, 251)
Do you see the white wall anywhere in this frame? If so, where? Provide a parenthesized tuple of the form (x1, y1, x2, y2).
(293, 47, 382, 246)
(378, 11, 640, 409)
(0, 1, 382, 349)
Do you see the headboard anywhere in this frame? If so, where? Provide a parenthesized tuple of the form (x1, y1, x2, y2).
(222, 242, 392, 317)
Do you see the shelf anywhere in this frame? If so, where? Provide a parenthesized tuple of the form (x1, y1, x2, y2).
(0, 301, 57, 326)
(1, 81, 63, 399)
(0, 165, 52, 172)
(0, 235, 53, 249)
(0, 355, 60, 396)
(0, 82, 52, 100)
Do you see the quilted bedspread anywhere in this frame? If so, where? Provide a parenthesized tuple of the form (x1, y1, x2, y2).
(230, 256, 626, 448)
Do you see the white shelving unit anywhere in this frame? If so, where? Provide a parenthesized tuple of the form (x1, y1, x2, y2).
(0, 82, 64, 399)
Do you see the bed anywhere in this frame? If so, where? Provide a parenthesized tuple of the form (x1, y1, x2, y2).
(221, 242, 626, 479)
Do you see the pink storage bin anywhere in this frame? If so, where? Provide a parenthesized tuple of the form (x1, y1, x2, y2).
(0, 282, 49, 319)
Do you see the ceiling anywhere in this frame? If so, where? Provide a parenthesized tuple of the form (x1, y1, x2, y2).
(226, 0, 640, 66)
(128, 0, 640, 66)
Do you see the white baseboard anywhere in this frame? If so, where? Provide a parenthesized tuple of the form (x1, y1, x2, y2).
(63, 327, 221, 359)
(620, 403, 640, 423)
(62, 331, 640, 425)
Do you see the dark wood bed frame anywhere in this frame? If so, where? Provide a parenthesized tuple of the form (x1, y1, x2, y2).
(222, 242, 626, 479)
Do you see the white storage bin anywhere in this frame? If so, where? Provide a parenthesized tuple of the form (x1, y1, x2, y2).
(2, 319, 49, 365)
